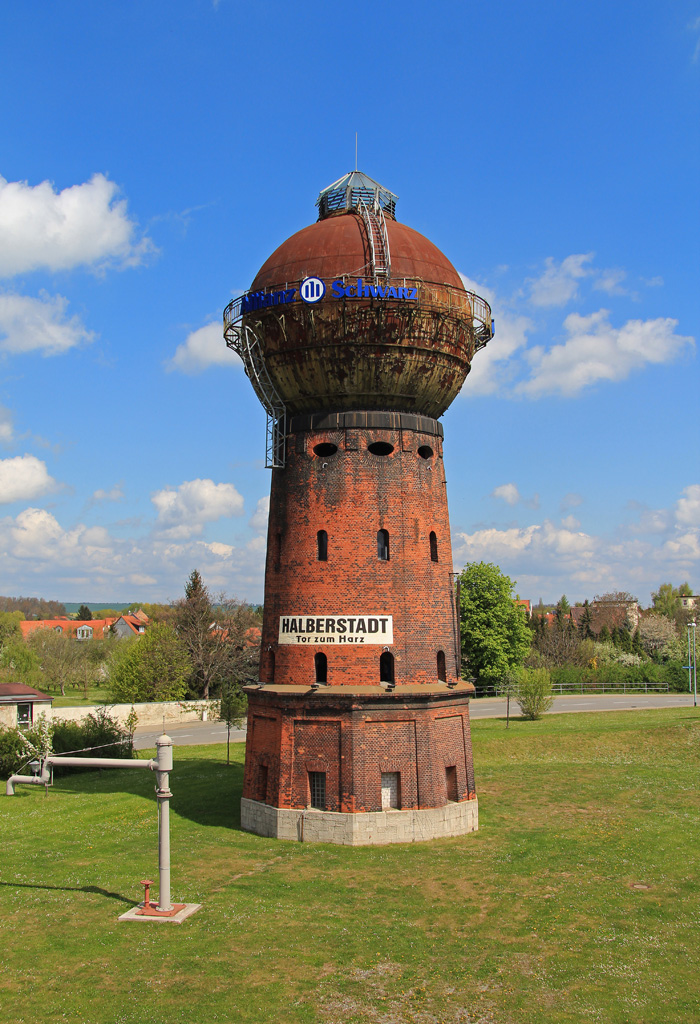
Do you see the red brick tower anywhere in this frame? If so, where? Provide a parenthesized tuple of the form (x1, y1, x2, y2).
(224, 172, 492, 844)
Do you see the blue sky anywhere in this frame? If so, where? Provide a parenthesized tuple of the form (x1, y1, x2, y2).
(0, 0, 697, 607)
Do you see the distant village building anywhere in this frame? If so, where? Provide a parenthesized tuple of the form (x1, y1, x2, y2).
(0, 683, 52, 729)
(111, 611, 149, 638)
(589, 598, 640, 633)
(19, 610, 150, 641)
(20, 618, 116, 640)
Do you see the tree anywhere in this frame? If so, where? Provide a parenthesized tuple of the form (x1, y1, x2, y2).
(0, 611, 24, 648)
(458, 562, 531, 689)
(638, 613, 681, 661)
(0, 595, 66, 619)
(499, 671, 520, 729)
(76, 605, 92, 621)
(107, 623, 191, 703)
(531, 617, 585, 667)
(175, 570, 260, 699)
(74, 636, 111, 699)
(218, 678, 247, 764)
(0, 640, 42, 687)
(515, 667, 554, 720)
(27, 628, 80, 696)
(578, 600, 594, 640)
(651, 582, 692, 620)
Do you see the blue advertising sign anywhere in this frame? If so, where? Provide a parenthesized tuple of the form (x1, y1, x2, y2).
(240, 277, 419, 313)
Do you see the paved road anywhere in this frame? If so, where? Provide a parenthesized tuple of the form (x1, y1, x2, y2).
(469, 692, 695, 719)
(133, 693, 696, 749)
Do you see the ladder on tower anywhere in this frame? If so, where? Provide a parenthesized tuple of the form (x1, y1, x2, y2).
(223, 309, 287, 468)
(358, 199, 391, 280)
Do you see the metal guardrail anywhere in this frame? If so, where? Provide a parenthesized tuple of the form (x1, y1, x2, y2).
(473, 681, 671, 698)
(223, 280, 493, 350)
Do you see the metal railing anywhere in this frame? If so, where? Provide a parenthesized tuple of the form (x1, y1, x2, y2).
(473, 681, 671, 697)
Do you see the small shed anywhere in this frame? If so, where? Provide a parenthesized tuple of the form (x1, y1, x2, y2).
(0, 684, 53, 729)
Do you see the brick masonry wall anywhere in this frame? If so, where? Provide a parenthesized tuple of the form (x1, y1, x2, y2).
(262, 420, 460, 689)
(242, 690, 477, 814)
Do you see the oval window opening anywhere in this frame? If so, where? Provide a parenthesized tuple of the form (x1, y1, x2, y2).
(417, 445, 434, 460)
(313, 442, 338, 457)
(368, 441, 394, 456)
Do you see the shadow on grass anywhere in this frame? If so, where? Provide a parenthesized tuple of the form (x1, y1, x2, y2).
(0, 880, 137, 906)
(51, 757, 246, 832)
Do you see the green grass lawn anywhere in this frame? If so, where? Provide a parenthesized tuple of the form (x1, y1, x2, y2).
(1, 707, 699, 1024)
(49, 685, 111, 707)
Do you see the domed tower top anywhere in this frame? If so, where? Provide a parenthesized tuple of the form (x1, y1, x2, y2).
(224, 172, 493, 466)
(316, 170, 398, 221)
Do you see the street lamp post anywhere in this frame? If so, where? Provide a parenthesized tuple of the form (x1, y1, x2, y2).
(690, 621, 697, 708)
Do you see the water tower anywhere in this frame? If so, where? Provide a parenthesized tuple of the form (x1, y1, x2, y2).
(224, 171, 492, 844)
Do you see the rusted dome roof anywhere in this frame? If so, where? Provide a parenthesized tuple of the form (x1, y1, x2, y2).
(250, 214, 464, 292)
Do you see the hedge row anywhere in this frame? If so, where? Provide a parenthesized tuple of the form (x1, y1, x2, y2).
(0, 709, 133, 780)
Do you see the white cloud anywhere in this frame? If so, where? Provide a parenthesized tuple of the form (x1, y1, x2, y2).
(491, 483, 520, 506)
(0, 455, 56, 503)
(206, 541, 235, 558)
(594, 268, 628, 296)
(0, 406, 12, 443)
(527, 253, 594, 307)
(518, 310, 694, 397)
(451, 484, 700, 604)
(676, 485, 700, 527)
(8, 507, 111, 561)
(459, 274, 531, 396)
(454, 520, 596, 567)
(560, 492, 583, 511)
(249, 495, 269, 533)
(0, 172, 152, 276)
(168, 322, 241, 374)
(151, 478, 245, 538)
(0, 292, 94, 356)
(92, 485, 124, 503)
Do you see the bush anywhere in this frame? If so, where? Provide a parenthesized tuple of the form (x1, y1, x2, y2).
(0, 718, 52, 779)
(51, 708, 133, 772)
(0, 727, 31, 779)
(516, 667, 554, 720)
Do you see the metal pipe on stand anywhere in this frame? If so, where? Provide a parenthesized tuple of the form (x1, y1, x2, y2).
(154, 733, 173, 912)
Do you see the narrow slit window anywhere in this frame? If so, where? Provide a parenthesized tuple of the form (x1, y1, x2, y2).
(445, 765, 458, 802)
(429, 531, 438, 562)
(258, 764, 269, 802)
(437, 650, 447, 682)
(377, 529, 390, 561)
(309, 771, 326, 810)
(317, 529, 328, 561)
(314, 652, 327, 684)
(268, 649, 275, 683)
(380, 651, 395, 683)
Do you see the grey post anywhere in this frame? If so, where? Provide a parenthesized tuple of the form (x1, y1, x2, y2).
(155, 733, 173, 912)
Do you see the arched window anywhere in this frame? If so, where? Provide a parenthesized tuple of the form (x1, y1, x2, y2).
(317, 529, 328, 561)
(314, 652, 327, 684)
(437, 650, 446, 682)
(429, 531, 438, 562)
(380, 651, 394, 683)
(377, 529, 390, 561)
(268, 650, 275, 683)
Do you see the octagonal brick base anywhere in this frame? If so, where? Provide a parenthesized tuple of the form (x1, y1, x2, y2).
(240, 795, 478, 846)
